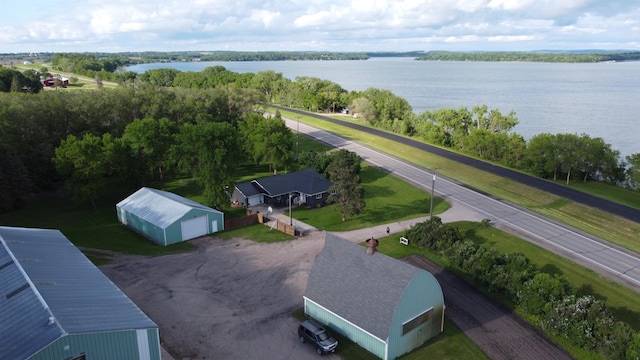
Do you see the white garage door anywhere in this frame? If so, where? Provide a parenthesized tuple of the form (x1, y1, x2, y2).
(181, 216, 208, 240)
(248, 195, 263, 206)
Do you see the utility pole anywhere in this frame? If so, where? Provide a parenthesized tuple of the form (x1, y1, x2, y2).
(429, 168, 437, 218)
(289, 193, 293, 226)
(296, 116, 300, 161)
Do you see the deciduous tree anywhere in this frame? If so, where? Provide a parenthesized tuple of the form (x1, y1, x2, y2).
(171, 122, 240, 208)
(53, 133, 109, 208)
(326, 149, 365, 221)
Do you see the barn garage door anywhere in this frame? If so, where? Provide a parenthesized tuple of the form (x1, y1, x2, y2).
(181, 216, 208, 240)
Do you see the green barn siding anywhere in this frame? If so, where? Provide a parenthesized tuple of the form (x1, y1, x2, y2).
(29, 329, 160, 360)
(145, 328, 162, 360)
(122, 211, 166, 246)
(387, 271, 444, 360)
(119, 208, 224, 246)
(305, 299, 386, 359)
(164, 221, 182, 245)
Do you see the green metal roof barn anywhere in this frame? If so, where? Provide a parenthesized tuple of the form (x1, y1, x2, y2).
(0, 226, 160, 360)
(304, 234, 445, 360)
(116, 187, 224, 246)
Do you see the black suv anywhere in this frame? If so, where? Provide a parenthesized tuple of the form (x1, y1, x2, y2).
(298, 319, 338, 355)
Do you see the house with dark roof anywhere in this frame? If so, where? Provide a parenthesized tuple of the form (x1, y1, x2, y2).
(231, 168, 333, 208)
(117, 187, 224, 246)
(304, 234, 445, 360)
(0, 226, 160, 360)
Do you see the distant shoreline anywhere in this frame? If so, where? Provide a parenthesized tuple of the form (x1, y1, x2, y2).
(4, 50, 640, 65)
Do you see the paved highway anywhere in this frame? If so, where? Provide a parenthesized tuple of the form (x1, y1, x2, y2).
(282, 116, 640, 293)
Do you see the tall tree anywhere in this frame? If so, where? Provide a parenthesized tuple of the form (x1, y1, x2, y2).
(626, 153, 640, 191)
(326, 149, 365, 221)
(171, 122, 240, 208)
(122, 117, 176, 181)
(53, 133, 108, 208)
(240, 113, 293, 174)
(0, 145, 32, 212)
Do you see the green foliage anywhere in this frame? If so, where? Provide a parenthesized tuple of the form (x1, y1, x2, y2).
(626, 153, 640, 191)
(408, 217, 640, 358)
(0, 66, 42, 93)
(0, 144, 32, 212)
(541, 295, 616, 351)
(239, 113, 294, 174)
(53, 133, 110, 208)
(516, 273, 573, 316)
(298, 150, 335, 178)
(292, 164, 443, 231)
(326, 149, 366, 221)
(416, 50, 640, 63)
(51, 53, 128, 82)
(171, 122, 241, 208)
(525, 133, 624, 185)
(122, 117, 176, 181)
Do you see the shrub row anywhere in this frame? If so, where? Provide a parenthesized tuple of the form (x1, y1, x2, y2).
(404, 217, 640, 359)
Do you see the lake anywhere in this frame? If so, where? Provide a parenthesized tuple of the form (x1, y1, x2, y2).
(126, 58, 640, 158)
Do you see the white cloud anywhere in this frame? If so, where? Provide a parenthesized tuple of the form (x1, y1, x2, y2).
(1, 0, 639, 52)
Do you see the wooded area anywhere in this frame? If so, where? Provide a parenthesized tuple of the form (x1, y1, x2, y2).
(1, 55, 639, 213)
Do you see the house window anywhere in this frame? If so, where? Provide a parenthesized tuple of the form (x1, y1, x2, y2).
(316, 194, 323, 200)
(402, 308, 433, 335)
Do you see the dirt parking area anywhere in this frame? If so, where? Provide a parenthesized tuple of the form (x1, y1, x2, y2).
(101, 231, 338, 360)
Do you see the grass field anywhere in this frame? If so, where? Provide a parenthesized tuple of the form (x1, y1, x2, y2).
(292, 164, 448, 231)
(275, 108, 640, 255)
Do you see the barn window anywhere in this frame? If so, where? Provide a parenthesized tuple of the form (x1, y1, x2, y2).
(316, 193, 322, 199)
(402, 308, 433, 335)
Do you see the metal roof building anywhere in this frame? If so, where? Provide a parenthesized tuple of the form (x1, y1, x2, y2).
(0, 226, 160, 360)
(116, 187, 224, 246)
(304, 234, 445, 360)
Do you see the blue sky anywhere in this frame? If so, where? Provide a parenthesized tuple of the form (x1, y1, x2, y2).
(2, 0, 639, 53)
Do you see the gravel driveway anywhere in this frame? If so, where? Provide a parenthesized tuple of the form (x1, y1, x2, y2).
(100, 204, 572, 360)
(101, 231, 337, 360)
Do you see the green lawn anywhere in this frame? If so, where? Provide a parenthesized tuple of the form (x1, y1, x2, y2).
(292, 164, 448, 231)
(214, 223, 295, 243)
(292, 309, 488, 360)
(274, 108, 640, 255)
(0, 188, 192, 256)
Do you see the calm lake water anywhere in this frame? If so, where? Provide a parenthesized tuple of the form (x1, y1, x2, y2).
(126, 58, 640, 158)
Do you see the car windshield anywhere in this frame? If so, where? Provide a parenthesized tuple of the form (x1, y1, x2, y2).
(317, 332, 329, 341)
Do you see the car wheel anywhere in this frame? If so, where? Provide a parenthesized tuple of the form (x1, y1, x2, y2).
(316, 348, 323, 355)
(299, 335, 305, 343)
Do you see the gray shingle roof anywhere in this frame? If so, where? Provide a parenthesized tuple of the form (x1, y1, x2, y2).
(0, 226, 157, 360)
(116, 187, 222, 229)
(305, 233, 420, 340)
(236, 168, 332, 197)
(235, 181, 263, 198)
